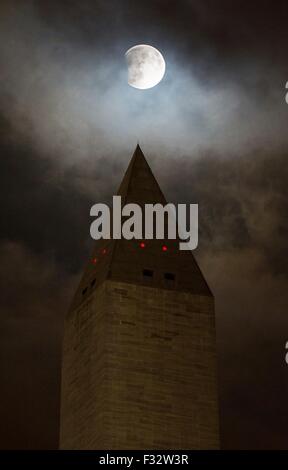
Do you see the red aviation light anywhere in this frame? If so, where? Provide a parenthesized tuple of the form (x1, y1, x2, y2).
(162, 245, 168, 252)
(139, 242, 146, 249)
(92, 257, 97, 264)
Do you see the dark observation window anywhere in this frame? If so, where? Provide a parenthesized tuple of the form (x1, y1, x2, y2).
(91, 278, 96, 287)
(82, 287, 88, 295)
(143, 269, 153, 277)
(164, 272, 175, 281)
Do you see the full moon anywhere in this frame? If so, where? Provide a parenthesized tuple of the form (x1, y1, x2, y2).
(125, 44, 166, 90)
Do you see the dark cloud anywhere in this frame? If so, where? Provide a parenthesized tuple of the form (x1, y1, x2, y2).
(1, 0, 288, 164)
(0, 241, 76, 448)
(201, 249, 288, 448)
(158, 150, 288, 277)
(0, 0, 288, 449)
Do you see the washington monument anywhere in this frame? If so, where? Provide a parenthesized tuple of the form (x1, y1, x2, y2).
(60, 145, 219, 449)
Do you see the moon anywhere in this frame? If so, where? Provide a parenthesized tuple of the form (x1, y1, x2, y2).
(125, 44, 166, 90)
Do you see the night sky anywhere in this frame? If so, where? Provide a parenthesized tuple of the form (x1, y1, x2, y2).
(1, 0, 288, 449)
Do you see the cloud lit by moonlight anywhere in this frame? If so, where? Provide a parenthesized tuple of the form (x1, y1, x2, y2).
(125, 44, 166, 90)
